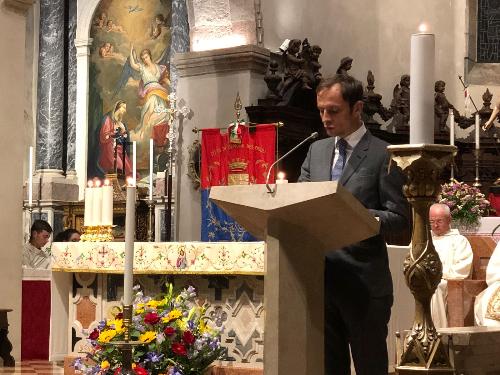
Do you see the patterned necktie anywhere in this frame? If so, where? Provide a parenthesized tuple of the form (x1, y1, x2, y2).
(331, 138, 348, 181)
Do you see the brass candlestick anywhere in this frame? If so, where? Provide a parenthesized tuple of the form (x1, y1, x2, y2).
(473, 149, 482, 188)
(81, 225, 115, 242)
(146, 199, 155, 242)
(108, 304, 140, 375)
(387, 144, 456, 374)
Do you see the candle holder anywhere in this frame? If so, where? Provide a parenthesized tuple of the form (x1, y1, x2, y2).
(81, 225, 115, 242)
(108, 304, 141, 375)
(146, 199, 155, 242)
(387, 144, 456, 374)
(472, 149, 482, 188)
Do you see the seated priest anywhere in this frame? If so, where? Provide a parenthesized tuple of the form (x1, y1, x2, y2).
(429, 203, 473, 328)
(474, 240, 500, 326)
(22, 219, 53, 269)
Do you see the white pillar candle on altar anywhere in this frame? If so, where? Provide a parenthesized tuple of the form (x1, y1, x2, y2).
(132, 141, 137, 186)
(449, 109, 455, 146)
(149, 139, 153, 200)
(92, 179, 103, 226)
(84, 180, 94, 226)
(102, 179, 113, 226)
(475, 113, 480, 150)
(409, 25, 435, 144)
(124, 177, 136, 305)
(28, 146, 33, 206)
(276, 171, 288, 184)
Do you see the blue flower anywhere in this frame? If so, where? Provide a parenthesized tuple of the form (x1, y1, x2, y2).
(146, 351, 163, 363)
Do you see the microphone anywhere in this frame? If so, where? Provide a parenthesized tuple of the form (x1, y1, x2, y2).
(265, 131, 319, 194)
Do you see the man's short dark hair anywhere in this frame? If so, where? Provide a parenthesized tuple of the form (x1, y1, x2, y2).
(316, 74, 364, 108)
(30, 219, 52, 236)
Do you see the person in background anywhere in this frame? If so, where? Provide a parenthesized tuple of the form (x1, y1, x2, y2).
(54, 228, 81, 242)
(22, 219, 53, 269)
(474, 239, 500, 326)
(429, 203, 473, 328)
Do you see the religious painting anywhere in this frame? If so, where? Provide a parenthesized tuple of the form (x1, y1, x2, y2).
(87, 0, 172, 180)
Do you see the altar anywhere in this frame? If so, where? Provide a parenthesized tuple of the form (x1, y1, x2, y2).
(48, 241, 266, 368)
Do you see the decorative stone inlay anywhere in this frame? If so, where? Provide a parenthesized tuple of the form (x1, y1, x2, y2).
(75, 296, 96, 330)
(52, 242, 265, 274)
(174, 45, 270, 77)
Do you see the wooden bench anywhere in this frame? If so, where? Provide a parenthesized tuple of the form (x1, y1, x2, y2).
(447, 235, 497, 327)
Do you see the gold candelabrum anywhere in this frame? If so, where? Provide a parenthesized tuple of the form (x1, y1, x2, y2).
(387, 144, 456, 374)
(80, 225, 114, 242)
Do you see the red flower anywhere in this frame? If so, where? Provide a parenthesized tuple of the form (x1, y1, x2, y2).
(164, 326, 176, 336)
(115, 312, 123, 319)
(113, 368, 122, 375)
(89, 329, 99, 340)
(182, 330, 195, 345)
(172, 342, 187, 356)
(144, 312, 160, 325)
(133, 365, 148, 375)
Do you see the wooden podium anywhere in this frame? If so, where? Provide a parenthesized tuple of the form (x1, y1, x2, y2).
(210, 181, 379, 375)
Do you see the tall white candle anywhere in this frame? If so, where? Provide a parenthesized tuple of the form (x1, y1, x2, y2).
(92, 180, 103, 226)
(28, 147, 33, 206)
(475, 113, 480, 150)
(84, 180, 94, 226)
(449, 109, 455, 146)
(409, 28, 435, 144)
(124, 179, 136, 305)
(149, 139, 153, 200)
(102, 179, 113, 226)
(132, 141, 137, 186)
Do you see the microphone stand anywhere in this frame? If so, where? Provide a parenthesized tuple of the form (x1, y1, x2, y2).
(265, 132, 319, 194)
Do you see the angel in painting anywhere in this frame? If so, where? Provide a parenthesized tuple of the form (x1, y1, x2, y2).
(115, 45, 170, 144)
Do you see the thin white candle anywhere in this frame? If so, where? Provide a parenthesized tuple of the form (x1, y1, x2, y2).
(124, 178, 136, 305)
(92, 179, 103, 226)
(475, 113, 480, 150)
(149, 139, 153, 200)
(102, 179, 113, 226)
(449, 109, 455, 146)
(28, 147, 33, 206)
(132, 141, 137, 186)
(409, 28, 435, 144)
(84, 180, 94, 226)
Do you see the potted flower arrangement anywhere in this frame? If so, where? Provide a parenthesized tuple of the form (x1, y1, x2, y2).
(438, 180, 491, 231)
(73, 284, 224, 375)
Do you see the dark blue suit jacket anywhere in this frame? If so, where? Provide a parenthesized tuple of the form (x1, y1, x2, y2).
(299, 130, 409, 298)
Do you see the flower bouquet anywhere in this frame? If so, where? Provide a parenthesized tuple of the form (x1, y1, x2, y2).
(74, 284, 224, 375)
(438, 180, 491, 230)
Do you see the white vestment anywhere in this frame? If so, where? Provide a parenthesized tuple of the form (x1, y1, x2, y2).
(474, 241, 500, 326)
(22, 242, 51, 269)
(430, 229, 473, 328)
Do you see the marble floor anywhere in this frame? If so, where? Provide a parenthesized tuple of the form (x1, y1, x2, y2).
(0, 361, 64, 374)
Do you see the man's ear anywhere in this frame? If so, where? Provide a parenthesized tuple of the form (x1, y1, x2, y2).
(353, 100, 364, 118)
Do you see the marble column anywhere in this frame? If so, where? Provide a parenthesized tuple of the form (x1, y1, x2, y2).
(170, 0, 190, 90)
(35, 0, 65, 174)
(66, 0, 77, 176)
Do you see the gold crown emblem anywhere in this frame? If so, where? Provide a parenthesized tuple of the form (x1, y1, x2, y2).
(229, 159, 248, 171)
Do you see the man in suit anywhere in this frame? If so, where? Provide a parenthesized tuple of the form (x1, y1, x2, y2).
(299, 74, 409, 375)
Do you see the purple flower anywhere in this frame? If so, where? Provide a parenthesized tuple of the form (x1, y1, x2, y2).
(146, 351, 163, 363)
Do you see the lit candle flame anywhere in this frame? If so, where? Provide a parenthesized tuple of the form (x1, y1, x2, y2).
(87, 180, 93, 188)
(104, 179, 111, 186)
(126, 177, 135, 187)
(94, 179, 102, 188)
(277, 171, 286, 180)
(418, 23, 428, 33)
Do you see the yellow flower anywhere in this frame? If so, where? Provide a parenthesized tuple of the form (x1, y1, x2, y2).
(101, 360, 110, 369)
(176, 318, 187, 331)
(198, 319, 207, 334)
(98, 329, 117, 343)
(162, 309, 182, 323)
(139, 331, 156, 343)
(109, 319, 124, 334)
(135, 303, 145, 314)
(146, 300, 160, 309)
